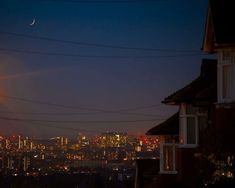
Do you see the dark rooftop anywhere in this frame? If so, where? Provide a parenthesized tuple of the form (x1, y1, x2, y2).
(146, 112, 179, 136)
(162, 59, 217, 105)
(203, 0, 235, 52)
(210, 0, 235, 45)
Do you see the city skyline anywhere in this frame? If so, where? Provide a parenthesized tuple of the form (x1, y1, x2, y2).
(1, 130, 155, 187)
(0, 131, 158, 176)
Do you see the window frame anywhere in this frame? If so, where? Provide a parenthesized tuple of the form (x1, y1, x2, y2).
(159, 142, 177, 174)
(222, 64, 232, 100)
(179, 104, 199, 148)
(218, 50, 234, 103)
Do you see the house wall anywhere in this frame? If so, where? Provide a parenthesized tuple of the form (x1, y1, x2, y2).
(213, 106, 235, 153)
(214, 105, 235, 128)
(176, 148, 198, 188)
(135, 159, 160, 188)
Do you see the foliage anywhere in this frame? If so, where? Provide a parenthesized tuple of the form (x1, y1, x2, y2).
(196, 124, 235, 186)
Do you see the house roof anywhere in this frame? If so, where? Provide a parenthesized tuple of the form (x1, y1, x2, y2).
(203, 0, 235, 52)
(146, 112, 179, 136)
(162, 59, 217, 105)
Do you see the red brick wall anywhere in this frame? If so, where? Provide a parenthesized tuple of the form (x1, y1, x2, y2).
(213, 107, 235, 128)
(176, 148, 198, 188)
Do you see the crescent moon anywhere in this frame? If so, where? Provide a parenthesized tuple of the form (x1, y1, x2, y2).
(30, 19, 36, 26)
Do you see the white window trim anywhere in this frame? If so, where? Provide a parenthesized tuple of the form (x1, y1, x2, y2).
(179, 104, 199, 148)
(217, 50, 235, 103)
(219, 63, 232, 102)
(159, 142, 177, 174)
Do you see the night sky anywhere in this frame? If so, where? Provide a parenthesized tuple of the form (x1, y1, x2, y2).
(0, 0, 213, 138)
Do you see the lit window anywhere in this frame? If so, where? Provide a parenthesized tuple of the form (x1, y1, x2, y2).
(160, 143, 177, 174)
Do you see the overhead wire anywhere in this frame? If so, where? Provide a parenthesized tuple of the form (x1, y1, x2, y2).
(0, 110, 164, 118)
(0, 96, 167, 132)
(0, 109, 162, 133)
(0, 94, 162, 112)
(0, 116, 165, 123)
(0, 0, 187, 134)
(0, 30, 198, 53)
(28, 0, 167, 4)
(0, 94, 168, 120)
(0, 47, 203, 59)
(1, 113, 162, 133)
(25, 121, 100, 133)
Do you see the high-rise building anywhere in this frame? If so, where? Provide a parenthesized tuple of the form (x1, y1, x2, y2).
(100, 132, 127, 148)
(5, 139, 10, 150)
(18, 135, 22, 150)
(23, 155, 30, 171)
(77, 134, 89, 147)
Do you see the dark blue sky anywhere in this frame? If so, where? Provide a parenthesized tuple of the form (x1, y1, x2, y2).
(0, 0, 213, 138)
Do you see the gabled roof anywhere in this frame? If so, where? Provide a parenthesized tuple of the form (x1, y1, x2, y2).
(203, 0, 235, 53)
(146, 112, 179, 136)
(162, 59, 217, 105)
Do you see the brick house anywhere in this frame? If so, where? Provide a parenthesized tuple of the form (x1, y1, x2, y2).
(137, 0, 235, 187)
(146, 59, 217, 188)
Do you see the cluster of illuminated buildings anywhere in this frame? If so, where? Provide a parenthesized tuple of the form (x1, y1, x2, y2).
(0, 132, 159, 176)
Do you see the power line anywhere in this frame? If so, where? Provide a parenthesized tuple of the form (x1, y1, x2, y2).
(0, 110, 163, 117)
(0, 94, 164, 114)
(26, 122, 99, 133)
(0, 94, 95, 111)
(0, 47, 203, 59)
(3, 117, 159, 133)
(0, 30, 199, 53)
(30, 0, 166, 4)
(118, 103, 163, 112)
(0, 111, 97, 115)
(0, 109, 162, 133)
(0, 111, 96, 115)
(0, 116, 165, 123)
